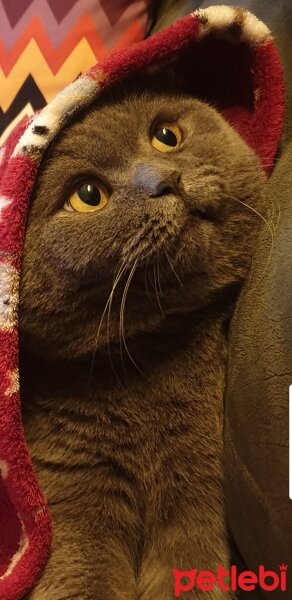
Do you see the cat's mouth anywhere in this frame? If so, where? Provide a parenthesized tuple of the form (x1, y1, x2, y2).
(122, 195, 217, 263)
(179, 188, 219, 223)
(77, 197, 218, 297)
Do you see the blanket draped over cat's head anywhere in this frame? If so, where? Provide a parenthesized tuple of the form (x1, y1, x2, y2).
(0, 6, 284, 600)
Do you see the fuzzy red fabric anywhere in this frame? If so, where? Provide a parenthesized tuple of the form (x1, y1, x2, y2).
(0, 6, 285, 599)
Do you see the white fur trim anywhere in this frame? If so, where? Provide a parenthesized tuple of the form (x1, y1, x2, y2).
(194, 5, 270, 44)
(0, 262, 19, 332)
(0, 104, 35, 146)
(0, 518, 29, 580)
(197, 5, 236, 30)
(0, 196, 11, 221)
(0, 147, 5, 166)
(13, 76, 98, 157)
(4, 369, 20, 397)
(242, 11, 270, 44)
(0, 460, 8, 479)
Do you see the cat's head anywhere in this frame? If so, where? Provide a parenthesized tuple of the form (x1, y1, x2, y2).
(19, 87, 266, 361)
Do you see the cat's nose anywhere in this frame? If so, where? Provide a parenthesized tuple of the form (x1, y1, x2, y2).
(133, 164, 181, 197)
(150, 171, 181, 198)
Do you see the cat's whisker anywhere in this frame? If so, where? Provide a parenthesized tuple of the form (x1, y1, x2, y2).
(119, 259, 138, 370)
(157, 259, 164, 298)
(225, 193, 276, 299)
(268, 192, 276, 231)
(164, 249, 184, 287)
(226, 194, 275, 276)
(268, 187, 281, 233)
(119, 258, 145, 377)
(106, 265, 127, 388)
(227, 194, 274, 233)
(86, 262, 128, 386)
(144, 258, 151, 300)
(153, 264, 164, 316)
(146, 264, 156, 293)
(275, 193, 281, 229)
(107, 261, 127, 341)
(264, 189, 280, 237)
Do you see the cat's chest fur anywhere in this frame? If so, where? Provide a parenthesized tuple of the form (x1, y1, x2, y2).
(21, 312, 226, 529)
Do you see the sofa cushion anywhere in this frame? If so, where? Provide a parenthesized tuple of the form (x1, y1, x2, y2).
(0, 0, 152, 143)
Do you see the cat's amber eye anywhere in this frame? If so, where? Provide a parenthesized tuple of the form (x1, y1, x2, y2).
(151, 123, 182, 153)
(64, 180, 110, 213)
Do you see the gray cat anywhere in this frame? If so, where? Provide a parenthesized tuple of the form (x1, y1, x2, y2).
(19, 83, 266, 599)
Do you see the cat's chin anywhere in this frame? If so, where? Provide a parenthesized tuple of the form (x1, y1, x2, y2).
(19, 278, 238, 365)
(19, 276, 208, 363)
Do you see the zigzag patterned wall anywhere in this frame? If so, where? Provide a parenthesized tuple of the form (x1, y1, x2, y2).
(0, 0, 150, 142)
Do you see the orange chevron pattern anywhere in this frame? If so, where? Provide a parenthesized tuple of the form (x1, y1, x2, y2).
(0, 0, 150, 141)
(1, 39, 98, 109)
(0, 15, 109, 75)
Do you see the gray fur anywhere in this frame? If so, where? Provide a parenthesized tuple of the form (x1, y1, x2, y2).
(20, 87, 266, 599)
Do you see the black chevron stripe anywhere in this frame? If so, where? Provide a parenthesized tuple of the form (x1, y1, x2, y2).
(0, 74, 46, 136)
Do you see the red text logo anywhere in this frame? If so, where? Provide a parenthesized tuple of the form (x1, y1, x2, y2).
(173, 564, 288, 596)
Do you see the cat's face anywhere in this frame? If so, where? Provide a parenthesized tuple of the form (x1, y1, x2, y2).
(19, 89, 265, 360)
